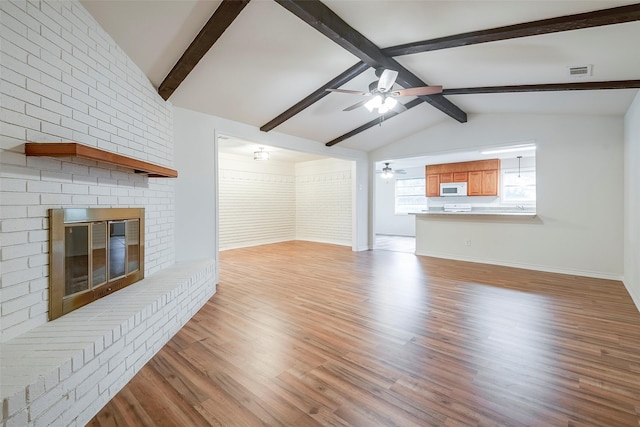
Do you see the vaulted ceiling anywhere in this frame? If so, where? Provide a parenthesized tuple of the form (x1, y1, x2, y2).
(81, 0, 640, 152)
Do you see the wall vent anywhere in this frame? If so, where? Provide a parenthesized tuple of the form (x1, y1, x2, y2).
(568, 65, 592, 77)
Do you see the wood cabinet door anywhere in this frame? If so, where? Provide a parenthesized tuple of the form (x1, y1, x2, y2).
(482, 170, 499, 195)
(426, 174, 440, 197)
(453, 172, 468, 182)
(468, 171, 482, 196)
(439, 172, 453, 183)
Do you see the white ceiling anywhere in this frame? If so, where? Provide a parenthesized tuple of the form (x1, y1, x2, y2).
(81, 0, 640, 156)
(217, 136, 327, 163)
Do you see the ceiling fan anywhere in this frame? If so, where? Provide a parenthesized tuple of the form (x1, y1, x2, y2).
(376, 162, 406, 179)
(326, 68, 443, 114)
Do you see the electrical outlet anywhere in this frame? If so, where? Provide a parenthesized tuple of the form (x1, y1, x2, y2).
(465, 239, 472, 246)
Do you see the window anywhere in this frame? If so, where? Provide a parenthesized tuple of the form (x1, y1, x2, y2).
(395, 178, 428, 213)
(502, 168, 536, 203)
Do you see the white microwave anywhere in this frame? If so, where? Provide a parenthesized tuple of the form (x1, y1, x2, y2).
(440, 182, 467, 197)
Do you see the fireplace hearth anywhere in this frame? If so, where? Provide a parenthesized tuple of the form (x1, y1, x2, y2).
(49, 208, 145, 320)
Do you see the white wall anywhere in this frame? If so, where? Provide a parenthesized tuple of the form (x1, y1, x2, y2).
(624, 92, 640, 310)
(373, 114, 624, 279)
(0, 0, 175, 342)
(174, 111, 216, 263)
(374, 166, 424, 236)
(173, 107, 369, 254)
(219, 153, 295, 250)
(296, 158, 352, 246)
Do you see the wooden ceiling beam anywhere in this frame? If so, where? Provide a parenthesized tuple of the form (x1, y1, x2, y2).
(271, 2, 640, 146)
(383, 3, 640, 57)
(325, 81, 640, 147)
(325, 99, 424, 147)
(158, 0, 250, 101)
(443, 80, 640, 95)
(260, 61, 369, 132)
(275, 0, 467, 124)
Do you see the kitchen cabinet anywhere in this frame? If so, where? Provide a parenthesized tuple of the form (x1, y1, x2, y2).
(440, 172, 453, 183)
(468, 171, 482, 196)
(426, 159, 500, 197)
(482, 169, 498, 196)
(426, 174, 440, 197)
(453, 172, 468, 182)
(439, 172, 467, 183)
(426, 159, 499, 174)
(468, 170, 498, 196)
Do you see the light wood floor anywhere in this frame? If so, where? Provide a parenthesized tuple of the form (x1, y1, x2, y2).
(89, 241, 640, 426)
(374, 234, 416, 253)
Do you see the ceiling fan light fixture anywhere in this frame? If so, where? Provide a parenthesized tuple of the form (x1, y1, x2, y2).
(383, 96, 397, 111)
(380, 162, 394, 179)
(365, 94, 383, 112)
(254, 147, 270, 161)
(366, 95, 397, 114)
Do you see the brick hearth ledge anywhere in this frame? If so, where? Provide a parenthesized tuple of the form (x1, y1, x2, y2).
(0, 259, 216, 427)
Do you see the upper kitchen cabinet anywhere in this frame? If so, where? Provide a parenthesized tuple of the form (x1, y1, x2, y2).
(426, 159, 500, 197)
(469, 169, 499, 196)
(481, 169, 499, 196)
(453, 172, 468, 182)
(426, 173, 440, 197)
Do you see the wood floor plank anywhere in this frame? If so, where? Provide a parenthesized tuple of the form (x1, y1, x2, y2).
(89, 241, 640, 426)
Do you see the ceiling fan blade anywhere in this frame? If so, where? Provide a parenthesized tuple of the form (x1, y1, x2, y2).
(326, 88, 369, 95)
(377, 69, 398, 92)
(391, 86, 443, 97)
(343, 99, 369, 111)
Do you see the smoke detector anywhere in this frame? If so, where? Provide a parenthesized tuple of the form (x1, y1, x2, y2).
(568, 65, 592, 78)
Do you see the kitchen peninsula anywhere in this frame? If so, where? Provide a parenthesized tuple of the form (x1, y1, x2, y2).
(411, 155, 540, 266)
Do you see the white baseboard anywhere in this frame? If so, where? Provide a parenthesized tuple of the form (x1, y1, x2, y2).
(219, 237, 293, 251)
(414, 250, 624, 282)
(623, 278, 640, 312)
(296, 237, 352, 247)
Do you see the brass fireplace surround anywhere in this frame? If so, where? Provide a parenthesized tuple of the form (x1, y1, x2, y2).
(49, 208, 145, 320)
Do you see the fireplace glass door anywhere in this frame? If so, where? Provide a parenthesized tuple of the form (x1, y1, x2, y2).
(92, 222, 107, 286)
(65, 225, 89, 296)
(50, 208, 144, 320)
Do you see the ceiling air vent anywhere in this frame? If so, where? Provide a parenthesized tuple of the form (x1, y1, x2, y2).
(568, 65, 592, 78)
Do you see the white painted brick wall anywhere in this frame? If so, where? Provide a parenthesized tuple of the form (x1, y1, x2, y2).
(218, 155, 353, 250)
(0, 0, 176, 342)
(295, 158, 353, 246)
(0, 260, 216, 427)
(218, 154, 296, 250)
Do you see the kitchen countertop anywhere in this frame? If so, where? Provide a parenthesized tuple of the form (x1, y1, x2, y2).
(411, 209, 537, 218)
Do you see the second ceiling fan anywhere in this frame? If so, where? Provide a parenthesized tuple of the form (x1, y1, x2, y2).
(326, 68, 443, 114)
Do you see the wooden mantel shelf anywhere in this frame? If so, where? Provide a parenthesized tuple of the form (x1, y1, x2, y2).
(25, 142, 178, 178)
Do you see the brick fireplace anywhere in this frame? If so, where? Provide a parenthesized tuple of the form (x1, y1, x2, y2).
(0, 1, 216, 425)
